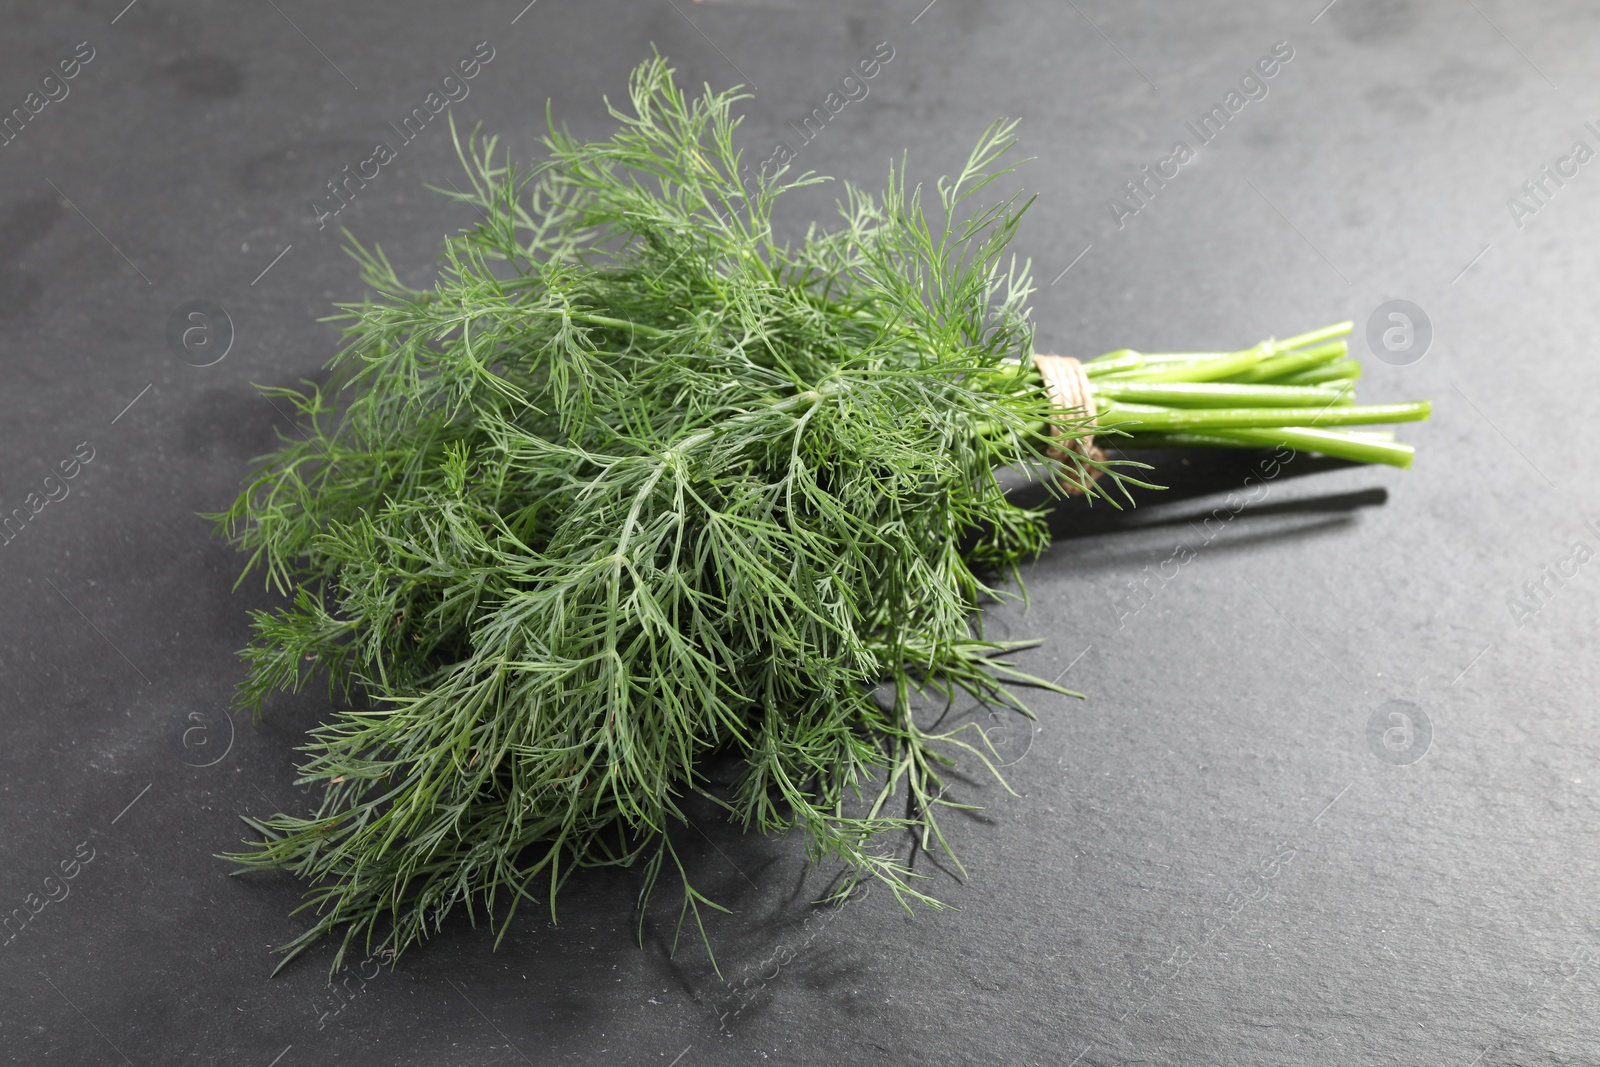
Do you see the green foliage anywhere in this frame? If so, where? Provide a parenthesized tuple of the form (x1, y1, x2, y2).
(211, 54, 1127, 975)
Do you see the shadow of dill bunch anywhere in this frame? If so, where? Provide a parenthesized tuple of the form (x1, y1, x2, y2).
(210, 52, 1122, 975)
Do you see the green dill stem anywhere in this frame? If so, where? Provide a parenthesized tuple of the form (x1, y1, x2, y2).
(1117, 323, 1355, 384)
(1080, 350, 1143, 376)
(1115, 426, 1415, 468)
(1227, 340, 1347, 383)
(1101, 400, 1431, 431)
(1093, 381, 1352, 407)
(1130, 352, 1229, 364)
(1112, 431, 1264, 448)
(1273, 359, 1362, 385)
(1271, 321, 1354, 350)
(570, 313, 673, 339)
(1120, 348, 1268, 383)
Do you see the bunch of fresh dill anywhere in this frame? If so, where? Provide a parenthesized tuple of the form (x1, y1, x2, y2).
(214, 55, 1422, 974)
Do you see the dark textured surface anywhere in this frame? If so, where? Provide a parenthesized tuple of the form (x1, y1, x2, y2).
(3, 1, 1599, 1063)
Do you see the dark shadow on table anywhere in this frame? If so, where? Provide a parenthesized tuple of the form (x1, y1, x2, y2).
(1005, 446, 1390, 544)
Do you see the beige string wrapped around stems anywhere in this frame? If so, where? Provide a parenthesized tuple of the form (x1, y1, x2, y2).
(1031, 353, 1105, 495)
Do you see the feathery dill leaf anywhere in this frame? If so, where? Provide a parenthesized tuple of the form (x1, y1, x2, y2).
(211, 53, 1132, 976)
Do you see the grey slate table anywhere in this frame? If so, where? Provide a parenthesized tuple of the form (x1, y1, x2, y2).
(3, 1, 1599, 1063)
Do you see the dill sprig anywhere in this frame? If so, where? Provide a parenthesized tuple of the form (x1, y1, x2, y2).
(214, 54, 1118, 976)
(213, 54, 1425, 976)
